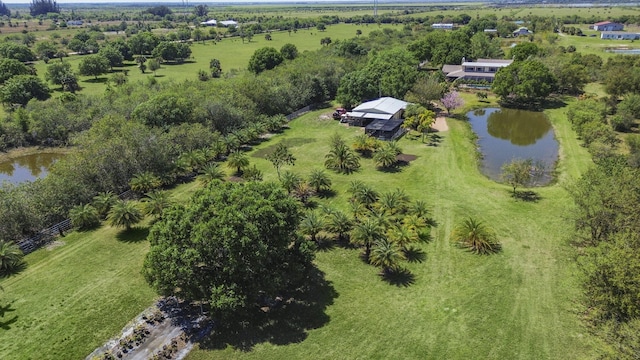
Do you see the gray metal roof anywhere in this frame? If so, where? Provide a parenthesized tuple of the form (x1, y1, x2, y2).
(352, 97, 408, 115)
(366, 119, 404, 132)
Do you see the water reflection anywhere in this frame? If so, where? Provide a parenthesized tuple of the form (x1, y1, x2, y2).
(0, 153, 65, 184)
(467, 108, 558, 184)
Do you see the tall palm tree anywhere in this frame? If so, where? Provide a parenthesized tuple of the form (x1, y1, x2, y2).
(0, 240, 25, 277)
(226, 151, 249, 175)
(129, 171, 162, 195)
(355, 185, 379, 209)
(300, 211, 324, 243)
(369, 238, 404, 275)
(324, 143, 360, 174)
(325, 210, 353, 243)
(142, 191, 174, 221)
(179, 150, 207, 173)
(69, 203, 100, 230)
(410, 200, 430, 220)
(92, 191, 118, 219)
(308, 169, 332, 193)
(350, 217, 384, 262)
(452, 217, 500, 254)
(350, 201, 367, 222)
(292, 182, 315, 205)
(107, 200, 143, 230)
(198, 163, 225, 184)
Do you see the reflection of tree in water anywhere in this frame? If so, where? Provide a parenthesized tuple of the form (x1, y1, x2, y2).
(14, 153, 62, 177)
(473, 108, 486, 117)
(0, 161, 15, 176)
(486, 109, 551, 146)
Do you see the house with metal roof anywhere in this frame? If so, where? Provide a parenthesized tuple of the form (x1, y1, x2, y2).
(601, 31, 640, 40)
(513, 27, 533, 36)
(442, 59, 513, 83)
(594, 21, 624, 31)
(346, 97, 408, 125)
(365, 119, 406, 141)
(200, 19, 217, 26)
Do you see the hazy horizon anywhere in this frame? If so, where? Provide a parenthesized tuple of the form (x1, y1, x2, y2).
(3, 0, 458, 4)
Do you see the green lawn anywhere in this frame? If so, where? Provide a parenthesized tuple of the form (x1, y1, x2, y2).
(1, 99, 603, 359)
(31, 23, 396, 97)
(186, 104, 601, 358)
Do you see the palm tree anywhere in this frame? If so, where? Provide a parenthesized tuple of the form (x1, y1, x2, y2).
(242, 165, 264, 182)
(280, 170, 302, 193)
(350, 201, 367, 222)
(92, 191, 118, 219)
(350, 217, 384, 262)
(355, 184, 379, 209)
(308, 169, 332, 193)
(387, 224, 419, 252)
(179, 150, 207, 173)
(452, 217, 500, 254)
(300, 211, 324, 243)
(226, 151, 249, 175)
(292, 182, 315, 205)
(0, 240, 25, 277)
(386, 141, 402, 156)
(129, 171, 162, 195)
(69, 204, 100, 230)
(198, 163, 225, 184)
(352, 134, 379, 157)
(410, 200, 430, 220)
(369, 239, 404, 275)
(142, 191, 174, 221)
(373, 145, 398, 169)
(107, 200, 143, 230)
(325, 210, 353, 242)
(324, 143, 360, 174)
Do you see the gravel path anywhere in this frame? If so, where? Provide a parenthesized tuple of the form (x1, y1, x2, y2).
(431, 116, 449, 132)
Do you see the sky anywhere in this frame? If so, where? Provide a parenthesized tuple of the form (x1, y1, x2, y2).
(4, 0, 395, 4)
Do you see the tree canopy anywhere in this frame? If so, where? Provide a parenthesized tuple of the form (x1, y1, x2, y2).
(143, 181, 315, 318)
(248, 47, 284, 74)
(0, 75, 50, 107)
(30, 0, 59, 16)
(492, 60, 556, 106)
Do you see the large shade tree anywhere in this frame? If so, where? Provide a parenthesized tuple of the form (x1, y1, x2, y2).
(492, 60, 556, 106)
(143, 181, 315, 318)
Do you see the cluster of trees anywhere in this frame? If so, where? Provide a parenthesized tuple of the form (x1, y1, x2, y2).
(29, 0, 59, 16)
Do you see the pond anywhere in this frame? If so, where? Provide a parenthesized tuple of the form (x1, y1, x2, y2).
(467, 108, 558, 185)
(0, 152, 66, 185)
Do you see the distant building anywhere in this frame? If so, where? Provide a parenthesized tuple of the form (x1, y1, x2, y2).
(200, 19, 217, 26)
(594, 21, 624, 31)
(66, 20, 83, 26)
(442, 59, 513, 83)
(513, 27, 533, 36)
(601, 31, 640, 40)
(219, 20, 238, 27)
(431, 23, 454, 30)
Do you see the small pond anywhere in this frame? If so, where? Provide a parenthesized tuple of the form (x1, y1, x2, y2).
(606, 49, 640, 55)
(467, 108, 558, 185)
(0, 153, 66, 185)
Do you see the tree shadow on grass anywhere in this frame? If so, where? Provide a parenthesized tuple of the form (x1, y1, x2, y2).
(427, 133, 444, 147)
(197, 267, 337, 352)
(316, 189, 337, 199)
(380, 267, 416, 287)
(83, 77, 109, 84)
(315, 235, 336, 252)
(404, 246, 427, 263)
(116, 226, 150, 243)
(0, 302, 18, 330)
(511, 190, 541, 202)
(0, 261, 27, 279)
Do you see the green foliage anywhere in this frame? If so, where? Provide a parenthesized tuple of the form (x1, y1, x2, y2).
(408, 29, 470, 65)
(107, 200, 143, 230)
(248, 47, 284, 74)
(98, 45, 124, 70)
(0, 240, 25, 277)
(0, 43, 36, 62)
(369, 238, 404, 274)
(34, 41, 58, 60)
(500, 158, 545, 195)
(209, 58, 222, 78)
(300, 211, 324, 242)
(0, 1, 10, 16)
(404, 73, 446, 108)
(266, 143, 296, 179)
(452, 217, 500, 254)
(242, 164, 264, 182)
(470, 32, 504, 60)
(30, 0, 59, 15)
(152, 42, 191, 63)
(198, 163, 225, 184)
(143, 181, 315, 318)
(373, 143, 399, 169)
(0, 58, 31, 84)
(280, 170, 302, 193)
(350, 217, 384, 262)
(45, 61, 73, 87)
(227, 151, 250, 175)
(509, 42, 540, 62)
(141, 191, 173, 221)
(131, 93, 193, 127)
(147, 58, 161, 76)
(129, 171, 162, 194)
(128, 32, 160, 55)
(69, 204, 100, 230)
(308, 169, 332, 193)
(325, 140, 360, 174)
(325, 209, 353, 242)
(0, 75, 50, 107)
(280, 43, 298, 60)
(492, 60, 556, 106)
(78, 55, 109, 79)
(92, 191, 118, 219)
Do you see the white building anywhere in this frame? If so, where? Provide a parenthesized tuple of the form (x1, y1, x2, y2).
(431, 23, 454, 30)
(442, 59, 513, 83)
(594, 21, 624, 31)
(200, 19, 217, 26)
(601, 31, 640, 40)
(513, 27, 533, 36)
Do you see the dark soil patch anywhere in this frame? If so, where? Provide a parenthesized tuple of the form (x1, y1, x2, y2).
(228, 176, 244, 182)
(397, 154, 417, 163)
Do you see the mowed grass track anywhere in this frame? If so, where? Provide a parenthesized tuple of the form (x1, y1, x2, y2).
(188, 107, 602, 359)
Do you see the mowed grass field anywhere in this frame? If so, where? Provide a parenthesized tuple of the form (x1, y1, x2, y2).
(186, 102, 602, 358)
(0, 97, 605, 359)
(29, 22, 397, 97)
